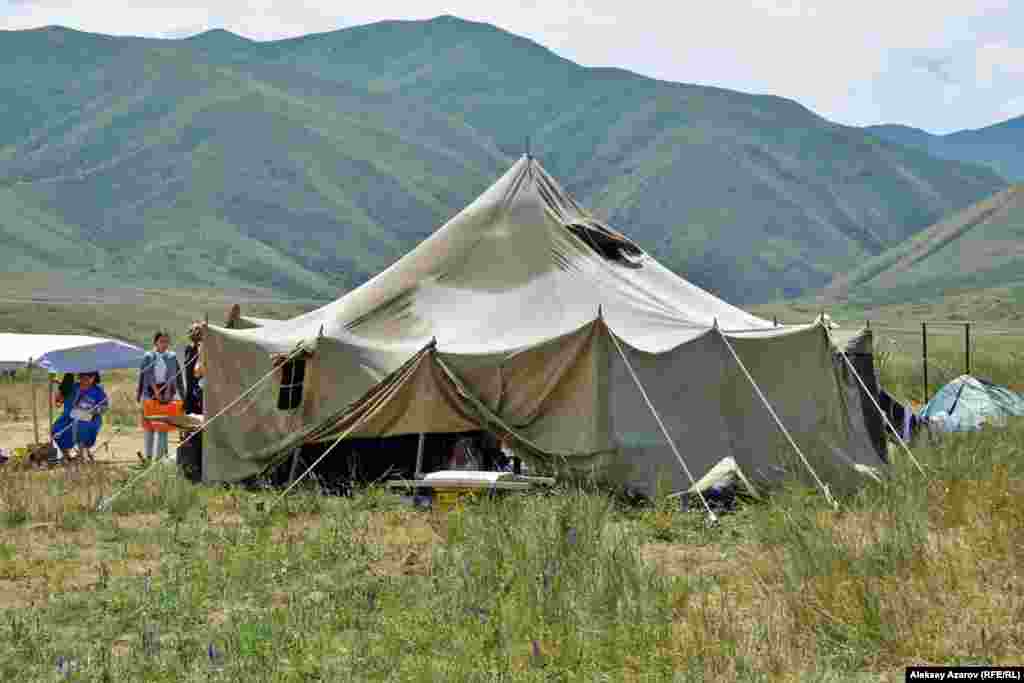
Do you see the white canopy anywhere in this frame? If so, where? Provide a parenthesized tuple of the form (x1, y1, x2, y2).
(0, 333, 145, 373)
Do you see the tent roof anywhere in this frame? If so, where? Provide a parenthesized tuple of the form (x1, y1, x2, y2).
(220, 155, 776, 355)
(0, 333, 145, 373)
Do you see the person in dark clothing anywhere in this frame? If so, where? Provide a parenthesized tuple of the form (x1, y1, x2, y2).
(183, 322, 204, 415)
(54, 373, 76, 406)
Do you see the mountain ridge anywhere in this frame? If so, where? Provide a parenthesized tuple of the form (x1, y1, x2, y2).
(0, 16, 1009, 303)
(867, 115, 1024, 181)
(820, 184, 1024, 303)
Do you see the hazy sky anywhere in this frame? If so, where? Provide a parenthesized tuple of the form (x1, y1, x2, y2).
(2, 1, 1021, 134)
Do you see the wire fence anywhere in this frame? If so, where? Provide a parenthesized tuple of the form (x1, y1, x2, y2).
(817, 319, 1024, 405)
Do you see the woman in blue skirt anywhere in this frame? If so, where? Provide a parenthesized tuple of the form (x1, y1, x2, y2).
(51, 370, 109, 463)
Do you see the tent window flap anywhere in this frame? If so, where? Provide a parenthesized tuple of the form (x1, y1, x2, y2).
(565, 221, 645, 267)
(277, 358, 306, 411)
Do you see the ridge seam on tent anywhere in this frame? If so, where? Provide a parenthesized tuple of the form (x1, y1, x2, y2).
(826, 327, 927, 477)
(605, 324, 718, 523)
(716, 326, 838, 510)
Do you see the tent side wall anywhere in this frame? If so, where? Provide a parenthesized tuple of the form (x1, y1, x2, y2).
(603, 325, 884, 496)
(201, 328, 390, 482)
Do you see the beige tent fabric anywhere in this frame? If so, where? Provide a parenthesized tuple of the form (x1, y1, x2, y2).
(200, 155, 884, 492)
(202, 327, 415, 482)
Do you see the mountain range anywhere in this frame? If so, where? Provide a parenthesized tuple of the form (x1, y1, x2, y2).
(820, 184, 1024, 304)
(867, 117, 1024, 181)
(0, 16, 1015, 304)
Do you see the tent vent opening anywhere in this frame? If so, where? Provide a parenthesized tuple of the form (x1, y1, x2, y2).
(566, 222, 645, 267)
(277, 357, 306, 411)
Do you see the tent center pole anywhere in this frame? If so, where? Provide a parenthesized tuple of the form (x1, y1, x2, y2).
(29, 358, 39, 445)
(415, 433, 425, 479)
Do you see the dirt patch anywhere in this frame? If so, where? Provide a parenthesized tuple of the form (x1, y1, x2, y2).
(113, 513, 164, 531)
(0, 579, 35, 609)
(641, 542, 736, 577)
(0, 418, 164, 467)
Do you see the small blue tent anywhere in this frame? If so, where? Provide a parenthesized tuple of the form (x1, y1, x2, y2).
(919, 374, 1024, 432)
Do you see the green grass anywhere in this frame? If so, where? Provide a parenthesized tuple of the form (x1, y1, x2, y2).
(2, 365, 1023, 680)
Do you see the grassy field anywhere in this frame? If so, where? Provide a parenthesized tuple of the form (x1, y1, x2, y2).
(0, 273, 324, 347)
(1, 305, 1023, 680)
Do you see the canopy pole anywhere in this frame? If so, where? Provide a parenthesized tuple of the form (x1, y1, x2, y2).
(605, 326, 718, 523)
(29, 358, 39, 444)
(98, 343, 308, 512)
(715, 326, 837, 509)
(825, 327, 927, 477)
(414, 433, 426, 479)
(47, 371, 54, 436)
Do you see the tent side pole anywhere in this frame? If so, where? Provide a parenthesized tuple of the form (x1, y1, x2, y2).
(828, 329, 927, 476)
(29, 358, 39, 444)
(286, 447, 302, 486)
(414, 433, 426, 479)
(715, 327, 837, 509)
(605, 327, 718, 522)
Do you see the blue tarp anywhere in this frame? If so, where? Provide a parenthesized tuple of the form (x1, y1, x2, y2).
(920, 374, 1024, 432)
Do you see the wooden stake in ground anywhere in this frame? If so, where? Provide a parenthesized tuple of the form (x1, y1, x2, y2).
(29, 358, 39, 444)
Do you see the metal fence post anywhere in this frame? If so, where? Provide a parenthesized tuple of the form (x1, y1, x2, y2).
(921, 322, 928, 405)
(965, 323, 971, 375)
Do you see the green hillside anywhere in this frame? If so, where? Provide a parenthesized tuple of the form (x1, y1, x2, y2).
(820, 185, 1024, 304)
(0, 18, 1008, 303)
(867, 116, 1024, 181)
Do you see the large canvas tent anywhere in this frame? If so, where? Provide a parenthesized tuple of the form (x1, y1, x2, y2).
(201, 156, 886, 495)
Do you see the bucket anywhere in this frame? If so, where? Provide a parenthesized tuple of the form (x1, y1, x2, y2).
(142, 399, 183, 432)
(434, 488, 475, 512)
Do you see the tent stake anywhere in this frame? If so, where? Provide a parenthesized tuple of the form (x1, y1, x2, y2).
(827, 327, 927, 477)
(29, 358, 39, 444)
(606, 327, 718, 523)
(716, 328, 837, 509)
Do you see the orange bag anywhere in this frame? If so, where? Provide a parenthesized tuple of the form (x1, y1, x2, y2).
(142, 399, 183, 432)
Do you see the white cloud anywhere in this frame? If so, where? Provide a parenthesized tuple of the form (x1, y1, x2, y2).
(1, 0, 1021, 132)
(975, 40, 1024, 87)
